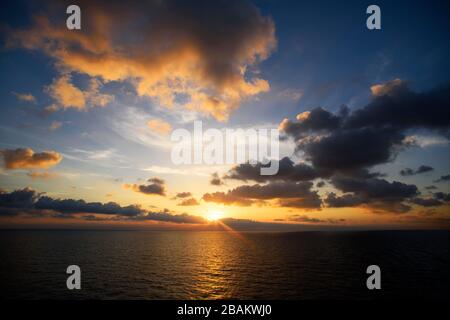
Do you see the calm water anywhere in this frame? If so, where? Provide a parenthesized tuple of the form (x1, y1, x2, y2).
(1, 230, 450, 299)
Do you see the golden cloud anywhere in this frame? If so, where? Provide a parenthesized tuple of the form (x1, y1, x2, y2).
(8, 0, 276, 121)
(370, 78, 406, 97)
(147, 119, 172, 136)
(1, 148, 62, 169)
(45, 75, 113, 111)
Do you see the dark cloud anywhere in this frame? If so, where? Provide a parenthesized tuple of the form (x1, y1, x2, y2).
(35, 197, 143, 216)
(400, 165, 434, 176)
(203, 181, 322, 209)
(225, 157, 325, 182)
(435, 174, 450, 183)
(210, 172, 224, 186)
(287, 214, 346, 224)
(410, 197, 443, 207)
(0, 187, 39, 208)
(400, 168, 414, 176)
(280, 81, 450, 174)
(279, 106, 347, 140)
(1, 148, 62, 169)
(275, 80, 450, 213)
(174, 192, 192, 198)
(0, 188, 206, 224)
(346, 80, 450, 130)
(124, 177, 166, 196)
(434, 192, 450, 201)
(325, 192, 364, 208)
(130, 210, 206, 224)
(326, 176, 419, 213)
(298, 127, 404, 171)
(425, 185, 437, 190)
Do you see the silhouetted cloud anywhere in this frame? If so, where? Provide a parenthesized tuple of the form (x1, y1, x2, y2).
(280, 81, 450, 173)
(0, 187, 39, 208)
(203, 181, 322, 209)
(0, 188, 205, 224)
(400, 165, 434, 176)
(225, 157, 325, 182)
(123, 177, 166, 196)
(435, 174, 450, 183)
(286, 214, 346, 224)
(325, 176, 419, 213)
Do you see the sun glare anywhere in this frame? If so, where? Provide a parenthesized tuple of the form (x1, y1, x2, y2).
(207, 211, 223, 221)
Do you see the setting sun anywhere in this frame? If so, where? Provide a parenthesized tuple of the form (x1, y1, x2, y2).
(207, 211, 223, 221)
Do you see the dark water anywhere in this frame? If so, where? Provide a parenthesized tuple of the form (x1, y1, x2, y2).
(1, 230, 450, 299)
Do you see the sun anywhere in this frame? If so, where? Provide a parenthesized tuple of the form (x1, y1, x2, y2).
(207, 211, 223, 221)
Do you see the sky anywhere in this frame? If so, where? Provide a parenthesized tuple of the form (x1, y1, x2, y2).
(0, 0, 449, 230)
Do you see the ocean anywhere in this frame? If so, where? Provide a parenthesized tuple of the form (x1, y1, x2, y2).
(1, 230, 449, 299)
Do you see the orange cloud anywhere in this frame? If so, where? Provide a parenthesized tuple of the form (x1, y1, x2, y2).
(45, 75, 113, 111)
(1, 148, 62, 169)
(8, 0, 276, 121)
(12, 92, 36, 103)
(26, 171, 59, 179)
(371, 78, 406, 97)
(147, 119, 172, 136)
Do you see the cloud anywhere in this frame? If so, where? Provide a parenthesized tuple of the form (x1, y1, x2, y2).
(203, 181, 322, 209)
(0, 187, 39, 208)
(0, 188, 206, 224)
(410, 197, 443, 207)
(174, 192, 192, 199)
(400, 165, 434, 176)
(49, 121, 62, 131)
(278, 88, 303, 102)
(26, 171, 59, 179)
(45, 75, 113, 111)
(1, 148, 62, 169)
(281, 81, 450, 173)
(46, 75, 85, 110)
(347, 80, 450, 130)
(177, 198, 200, 206)
(210, 172, 224, 185)
(147, 119, 172, 136)
(286, 214, 345, 224)
(12, 92, 36, 103)
(8, 0, 276, 121)
(35, 196, 143, 216)
(370, 78, 406, 97)
(325, 176, 419, 213)
(435, 174, 450, 183)
(225, 157, 325, 182)
(434, 192, 450, 201)
(202, 192, 254, 206)
(132, 210, 206, 224)
(123, 177, 166, 196)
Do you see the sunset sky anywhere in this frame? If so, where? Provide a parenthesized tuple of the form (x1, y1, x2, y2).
(0, 0, 449, 230)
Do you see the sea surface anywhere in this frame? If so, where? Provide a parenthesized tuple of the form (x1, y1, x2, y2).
(1, 230, 450, 299)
